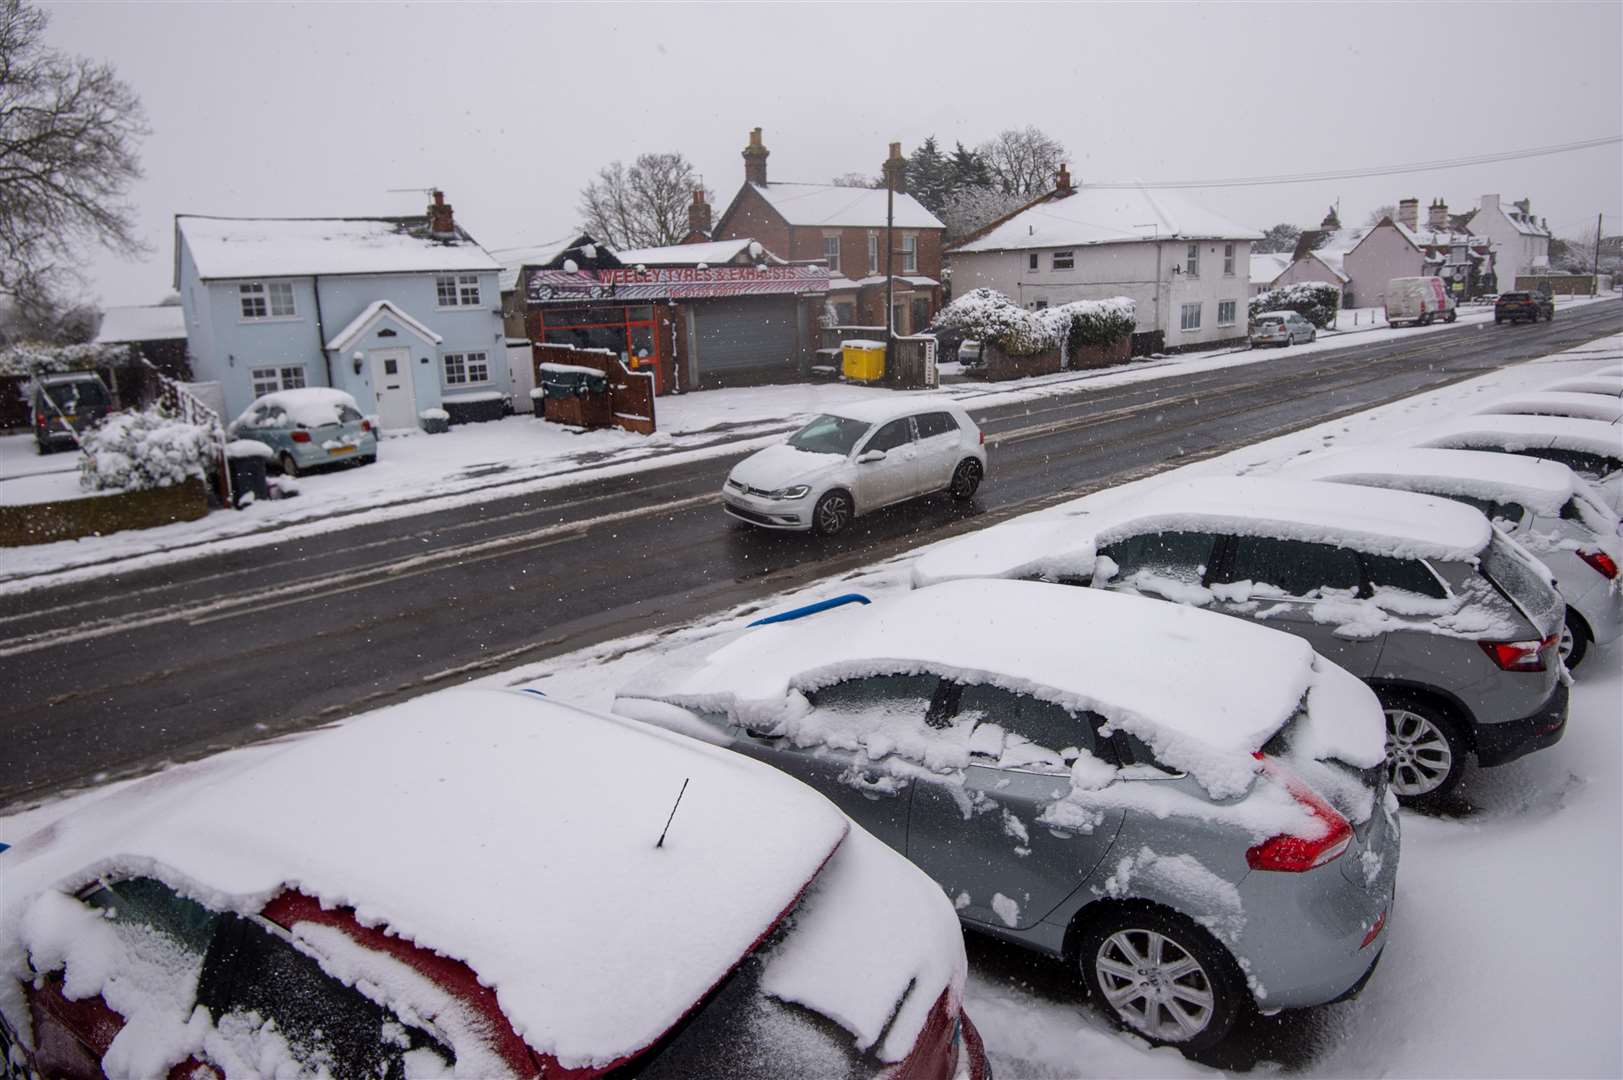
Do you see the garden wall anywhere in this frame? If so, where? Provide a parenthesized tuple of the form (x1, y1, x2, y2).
(0, 477, 209, 547)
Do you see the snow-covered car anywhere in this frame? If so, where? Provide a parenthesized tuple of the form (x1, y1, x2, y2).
(1281, 448, 1622, 669)
(1248, 310, 1316, 348)
(957, 339, 983, 366)
(910, 477, 1569, 806)
(1415, 414, 1623, 513)
(722, 400, 986, 536)
(1473, 391, 1622, 425)
(613, 580, 1398, 1053)
(1543, 373, 1623, 398)
(227, 387, 378, 478)
(0, 690, 989, 1080)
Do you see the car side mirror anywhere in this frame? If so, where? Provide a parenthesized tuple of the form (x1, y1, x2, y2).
(857, 449, 887, 464)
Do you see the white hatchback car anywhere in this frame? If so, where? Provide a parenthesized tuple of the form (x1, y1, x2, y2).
(722, 400, 986, 535)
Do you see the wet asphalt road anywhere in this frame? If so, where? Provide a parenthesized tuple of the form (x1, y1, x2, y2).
(2, 303, 1618, 807)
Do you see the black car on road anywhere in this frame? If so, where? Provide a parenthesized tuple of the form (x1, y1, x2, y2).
(1495, 291, 1555, 324)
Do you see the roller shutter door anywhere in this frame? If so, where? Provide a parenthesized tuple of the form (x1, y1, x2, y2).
(691, 297, 801, 385)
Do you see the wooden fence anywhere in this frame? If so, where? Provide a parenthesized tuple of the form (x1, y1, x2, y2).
(532, 343, 656, 435)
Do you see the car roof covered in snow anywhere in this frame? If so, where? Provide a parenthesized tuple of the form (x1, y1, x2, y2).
(1254, 310, 1299, 318)
(952, 186, 1261, 254)
(1475, 392, 1623, 424)
(1280, 447, 1577, 517)
(235, 386, 361, 428)
(177, 215, 500, 280)
(0, 690, 854, 1070)
(1542, 374, 1623, 398)
(1418, 414, 1623, 460)
(618, 578, 1382, 799)
(911, 476, 1494, 590)
(817, 396, 968, 426)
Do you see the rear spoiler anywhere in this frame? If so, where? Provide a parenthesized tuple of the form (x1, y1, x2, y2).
(748, 593, 870, 627)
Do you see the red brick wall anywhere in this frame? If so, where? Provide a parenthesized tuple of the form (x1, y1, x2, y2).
(715, 185, 943, 280)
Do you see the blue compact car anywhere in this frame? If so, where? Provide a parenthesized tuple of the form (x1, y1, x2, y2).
(228, 388, 378, 477)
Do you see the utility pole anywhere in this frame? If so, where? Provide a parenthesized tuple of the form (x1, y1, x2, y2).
(1594, 212, 1603, 297)
(885, 163, 896, 376)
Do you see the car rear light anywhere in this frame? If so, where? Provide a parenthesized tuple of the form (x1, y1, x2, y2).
(1577, 548, 1618, 579)
(290, 430, 311, 443)
(361, 419, 372, 433)
(1477, 635, 1556, 671)
(1360, 909, 1388, 949)
(1245, 755, 1352, 872)
(978, 430, 985, 446)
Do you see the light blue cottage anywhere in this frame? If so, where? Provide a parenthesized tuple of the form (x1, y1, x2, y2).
(173, 193, 507, 428)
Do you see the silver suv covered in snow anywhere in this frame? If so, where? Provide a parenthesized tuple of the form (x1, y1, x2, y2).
(912, 477, 1569, 807)
(614, 580, 1398, 1053)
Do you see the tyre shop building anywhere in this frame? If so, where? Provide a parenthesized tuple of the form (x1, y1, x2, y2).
(522, 237, 830, 393)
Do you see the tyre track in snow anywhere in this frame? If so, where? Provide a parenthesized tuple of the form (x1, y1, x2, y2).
(1, 303, 1617, 807)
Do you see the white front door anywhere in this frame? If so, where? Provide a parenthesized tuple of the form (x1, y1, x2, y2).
(368, 347, 417, 430)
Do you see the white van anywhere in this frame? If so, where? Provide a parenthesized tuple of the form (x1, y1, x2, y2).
(1385, 276, 1457, 327)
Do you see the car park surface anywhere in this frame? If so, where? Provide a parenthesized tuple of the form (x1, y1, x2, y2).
(0, 690, 988, 1080)
(613, 578, 1396, 1053)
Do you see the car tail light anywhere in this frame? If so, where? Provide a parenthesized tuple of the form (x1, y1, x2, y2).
(1477, 634, 1557, 671)
(1577, 548, 1618, 579)
(978, 429, 985, 446)
(1245, 756, 1352, 872)
(361, 419, 372, 433)
(1360, 909, 1388, 949)
(290, 430, 311, 443)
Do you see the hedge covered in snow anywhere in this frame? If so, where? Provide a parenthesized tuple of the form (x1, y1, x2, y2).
(932, 289, 1135, 359)
(79, 406, 218, 493)
(1249, 282, 1341, 329)
(0, 341, 131, 377)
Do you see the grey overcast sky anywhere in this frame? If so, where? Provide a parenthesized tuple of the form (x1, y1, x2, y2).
(42, 0, 1623, 307)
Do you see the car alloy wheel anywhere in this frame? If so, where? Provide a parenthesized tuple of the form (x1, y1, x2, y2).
(279, 452, 301, 478)
(1094, 929, 1215, 1044)
(1384, 707, 1456, 799)
(813, 490, 852, 536)
(950, 459, 983, 501)
(1559, 612, 1589, 671)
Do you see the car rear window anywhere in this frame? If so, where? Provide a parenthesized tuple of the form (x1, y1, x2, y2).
(1478, 533, 1564, 633)
(41, 381, 108, 410)
(1359, 553, 1447, 599)
(954, 683, 1098, 759)
(1517, 447, 1618, 482)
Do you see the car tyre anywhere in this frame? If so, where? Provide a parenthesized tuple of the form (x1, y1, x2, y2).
(1379, 691, 1468, 807)
(949, 459, 983, 501)
(279, 452, 302, 479)
(812, 489, 853, 537)
(1445, 311, 1457, 323)
(1078, 905, 1249, 1054)
(1560, 608, 1591, 671)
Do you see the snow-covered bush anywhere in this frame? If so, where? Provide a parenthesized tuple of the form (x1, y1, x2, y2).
(0, 341, 131, 377)
(79, 406, 218, 492)
(1249, 282, 1341, 329)
(1039, 297, 1137, 355)
(931, 288, 1055, 356)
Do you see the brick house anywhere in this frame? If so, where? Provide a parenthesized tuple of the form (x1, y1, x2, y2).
(710, 128, 946, 335)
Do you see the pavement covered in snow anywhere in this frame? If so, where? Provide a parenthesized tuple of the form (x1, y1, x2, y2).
(2, 331, 1620, 1078)
(0, 294, 1610, 594)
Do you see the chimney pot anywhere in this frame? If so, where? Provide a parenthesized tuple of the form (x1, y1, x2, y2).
(742, 127, 769, 185)
(1056, 163, 1073, 193)
(427, 190, 456, 238)
(882, 141, 908, 194)
(1397, 197, 1420, 231)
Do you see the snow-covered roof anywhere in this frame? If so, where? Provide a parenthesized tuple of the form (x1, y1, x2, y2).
(617, 578, 1381, 799)
(1305, 249, 1349, 282)
(911, 476, 1494, 589)
(952, 186, 1260, 254)
(1393, 221, 1486, 249)
(178, 215, 500, 280)
(1249, 252, 1292, 286)
(1419, 415, 1623, 461)
(92, 305, 187, 344)
(0, 690, 860, 1070)
(828, 274, 940, 290)
(1495, 202, 1551, 238)
(324, 299, 443, 352)
(1281, 448, 1578, 518)
(746, 182, 943, 230)
(1475, 392, 1623, 425)
(1545, 375, 1623, 398)
(615, 238, 782, 267)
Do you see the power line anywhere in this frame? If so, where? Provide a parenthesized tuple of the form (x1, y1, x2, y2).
(1086, 135, 1622, 190)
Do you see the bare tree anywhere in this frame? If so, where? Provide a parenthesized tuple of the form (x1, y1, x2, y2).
(830, 172, 880, 189)
(1366, 204, 1398, 226)
(938, 186, 1027, 245)
(577, 152, 707, 250)
(977, 126, 1066, 196)
(0, 0, 147, 305)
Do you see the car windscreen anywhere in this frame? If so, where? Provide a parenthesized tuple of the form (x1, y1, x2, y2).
(788, 414, 871, 456)
(1478, 533, 1564, 635)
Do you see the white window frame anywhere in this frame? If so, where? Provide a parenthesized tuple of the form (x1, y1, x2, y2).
(867, 232, 879, 274)
(436, 273, 483, 308)
(442, 350, 491, 386)
(1223, 243, 1236, 277)
(1185, 244, 1200, 278)
(1180, 302, 1202, 332)
(1217, 300, 1238, 327)
(901, 233, 918, 274)
(1052, 250, 1075, 271)
(249, 364, 306, 397)
(823, 234, 841, 274)
(238, 281, 297, 321)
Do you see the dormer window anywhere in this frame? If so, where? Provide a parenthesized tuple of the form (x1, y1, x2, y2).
(239, 281, 296, 320)
(436, 273, 482, 307)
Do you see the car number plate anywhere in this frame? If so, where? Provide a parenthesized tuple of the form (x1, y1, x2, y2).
(328, 445, 356, 456)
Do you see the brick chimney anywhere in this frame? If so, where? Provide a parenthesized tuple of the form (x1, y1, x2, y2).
(1397, 197, 1419, 231)
(687, 189, 712, 238)
(882, 141, 907, 194)
(427, 189, 456, 238)
(742, 127, 769, 186)
(1427, 198, 1449, 231)
(1055, 162, 1074, 195)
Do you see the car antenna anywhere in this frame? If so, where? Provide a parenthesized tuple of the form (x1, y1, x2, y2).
(655, 777, 690, 849)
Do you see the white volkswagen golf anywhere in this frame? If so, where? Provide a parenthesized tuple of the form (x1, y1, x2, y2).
(722, 399, 986, 535)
